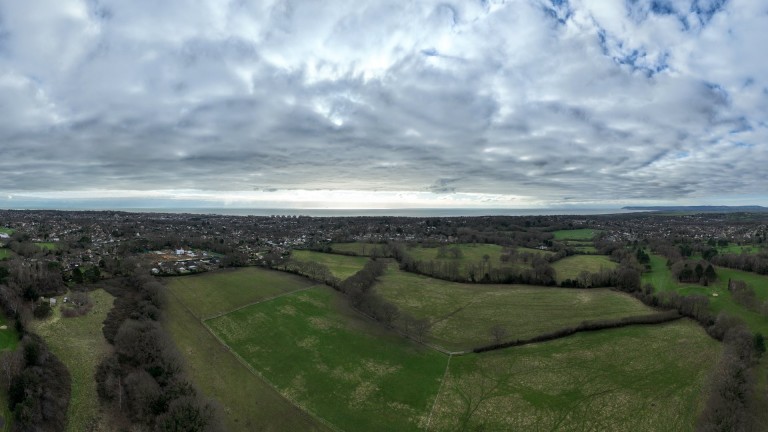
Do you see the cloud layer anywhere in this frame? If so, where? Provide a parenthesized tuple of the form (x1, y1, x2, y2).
(0, 0, 766, 206)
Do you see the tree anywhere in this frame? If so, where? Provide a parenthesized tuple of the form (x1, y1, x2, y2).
(754, 333, 765, 358)
(489, 325, 508, 344)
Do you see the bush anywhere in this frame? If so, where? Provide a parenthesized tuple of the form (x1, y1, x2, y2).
(33, 302, 52, 319)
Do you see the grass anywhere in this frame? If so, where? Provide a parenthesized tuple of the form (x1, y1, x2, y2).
(207, 286, 448, 432)
(0, 228, 13, 235)
(31, 289, 115, 432)
(430, 320, 721, 432)
(642, 253, 768, 336)
(552, 255, 618, 283)
(35, 242, 57, 250)
(329, 242, 388, 256)
(717, 244, 762, 255)
(0, 249, 11, 260)
(374, 266, 656, 351)
(167, 267, 316, 319)
(0, 313, 18, 352)
(552, 228, 599, 241)
(291, 250, 369, 280)
(164, 284, 329, 432)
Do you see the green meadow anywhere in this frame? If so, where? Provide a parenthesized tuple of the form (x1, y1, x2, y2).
(207, 286, 447, 432)
(552, 255, 618, 283)
(375, 266, 656, 351)
(291, 250, 369, 280)
(552, 228, 600, 241)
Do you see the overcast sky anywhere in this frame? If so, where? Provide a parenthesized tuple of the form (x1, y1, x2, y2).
(1, 0, 766, 209)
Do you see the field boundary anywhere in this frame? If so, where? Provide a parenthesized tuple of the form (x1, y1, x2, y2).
(166, 287, 341, 432)
(200, 285, 319, 321)
(425, 353, 452, 431)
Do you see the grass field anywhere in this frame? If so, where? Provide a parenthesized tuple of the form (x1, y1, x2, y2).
(167, 267, 316, 319)
(291, 250, 369, 280)
(0, 313, 18, 352)
(31, 289, 115, 432)
(642, 254, 768, 336)
(35, 242, 57, 251)
(329, 242, 389, 256)
(430, 320, 720, 431)
(0, 227, 13, 235)
(552, 255, 618, 283)
(552, 228, 599, 240)
(165, 283, 329, 432)
(207, 286, 448, 432)
(717, 244, 762, 255)
(374, 267, 656, 351)
(0, 249, 10, 260)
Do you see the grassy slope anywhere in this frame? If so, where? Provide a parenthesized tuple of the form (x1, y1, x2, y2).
(431, 320, 721, 432)
(167, 267, 315, 318)
(375, 267, 656, 351)
(552, 229, 599, 240)
(207, 286, 447, 432)
(642, 254, 768, 336)
(31, 289, 115, 432)
(165, 287, 328, 432)
(292, 250, 369, 280)
(552, 255, 618, 283)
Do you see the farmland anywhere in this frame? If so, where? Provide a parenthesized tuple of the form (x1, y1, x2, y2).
(552, 228, 599, 240)
(374, 266, 657, 351)
(165, 280, 328, 432)
(167, 267, 316, 318)
(429, 320, 720, 432)
(207, 286, 447, 432)
(291, 250, 369, 280)
(31, 289, 115, 432)
(552, 254, 618, 283)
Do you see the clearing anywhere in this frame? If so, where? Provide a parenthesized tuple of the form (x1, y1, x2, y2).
(291, 250, 369, 280)
(552, 255, 618, 283)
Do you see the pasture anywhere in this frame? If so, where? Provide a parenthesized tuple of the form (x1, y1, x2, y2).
(291, 250, 369, 280)
(552, 254, 618, 283)
(31, 289, 115, 432)
(207, 286, 447, 432)
(552, 228, 599, 240)
(329, 242, 389, 256)
(165, 282, 328, 432)
(167, 267, 316, 318)
(374, 267, 656, 351)
(430, 320, 720, 432)
(642, 253, 768, 336)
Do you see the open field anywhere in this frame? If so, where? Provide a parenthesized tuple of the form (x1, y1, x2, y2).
(0, 313, 18, 352)
(643, 253, 768, 335)
(292, 250, 369, 280)
(167, 267, 316, 318)
(0, 227, 14, 235)
(430, 320, 720, 432)
(35, 242, 57, 250)
(375, 267, 656, 351)
(31, 289, 115, 432)
(0, 249, 10, 260)
(329, 242, 389, 256)
(207, 286, 447, 432)
(718, 244, 763, 255)
(552, 255, 618, 283)
(165, 283, 329, 432)
(552, 228, 599, 240)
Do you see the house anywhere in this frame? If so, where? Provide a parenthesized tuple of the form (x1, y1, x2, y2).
(49, 298, 57, 306)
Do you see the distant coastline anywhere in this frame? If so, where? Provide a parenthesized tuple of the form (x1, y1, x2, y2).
(0, 207, 643, 217)
(621, 205, 768, 213)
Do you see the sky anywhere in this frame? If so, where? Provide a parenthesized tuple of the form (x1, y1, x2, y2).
(0, 0, 767, 210)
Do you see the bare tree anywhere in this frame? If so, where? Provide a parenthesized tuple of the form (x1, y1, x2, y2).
(489, 325, 508, 344)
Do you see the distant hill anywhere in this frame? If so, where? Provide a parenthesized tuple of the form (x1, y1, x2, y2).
(622, 205, 768, 213)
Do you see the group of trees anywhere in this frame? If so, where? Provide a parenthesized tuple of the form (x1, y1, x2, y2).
(95, 270, 222, 431)
(397, 253, 557, 285)
(712, 252, 768, 275)
(671, 260, 717, 285)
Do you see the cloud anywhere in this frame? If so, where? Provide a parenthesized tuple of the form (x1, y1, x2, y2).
(0, 0, 766, 207)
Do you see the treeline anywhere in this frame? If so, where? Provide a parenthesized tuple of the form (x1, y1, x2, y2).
(696, 315, 764, 431)
(96, 270, 222, 431)
(0, 259, 71, 432)
(473, 311, 683, 353)
(398, 253, 557, 285)
(712, 252, 768, 275)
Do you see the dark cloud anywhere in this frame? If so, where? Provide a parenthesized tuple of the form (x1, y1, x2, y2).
(0, 0, 765, 207)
